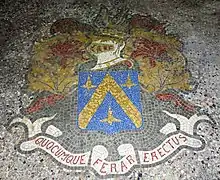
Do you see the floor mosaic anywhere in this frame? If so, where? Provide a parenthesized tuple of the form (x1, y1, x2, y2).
(1, 0, 220, 179)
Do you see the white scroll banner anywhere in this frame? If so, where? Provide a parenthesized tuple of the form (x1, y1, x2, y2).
(20, 136, 90, 167)
(19, 133, 203, 176)
(138, 133, 202, 165)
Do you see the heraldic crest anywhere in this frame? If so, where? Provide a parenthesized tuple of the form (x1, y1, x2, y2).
(8, 4, 214, 178)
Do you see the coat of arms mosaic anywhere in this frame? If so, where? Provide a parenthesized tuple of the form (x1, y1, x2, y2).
(7, 4, 216, 178)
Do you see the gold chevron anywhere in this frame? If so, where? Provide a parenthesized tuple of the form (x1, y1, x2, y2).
(78, 74, 142, 129)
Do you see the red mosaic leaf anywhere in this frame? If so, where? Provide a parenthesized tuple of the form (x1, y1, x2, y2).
(131, 38, 167, 67)
(130, 14, 166, 33)
(156, 93, 195, 112)
(26, 94, 64, 114)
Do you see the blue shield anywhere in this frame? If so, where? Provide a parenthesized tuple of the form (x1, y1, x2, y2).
(77, 70, 143, 134)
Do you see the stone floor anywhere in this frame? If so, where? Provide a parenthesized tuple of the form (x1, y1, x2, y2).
(0, 0, 220, 179)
